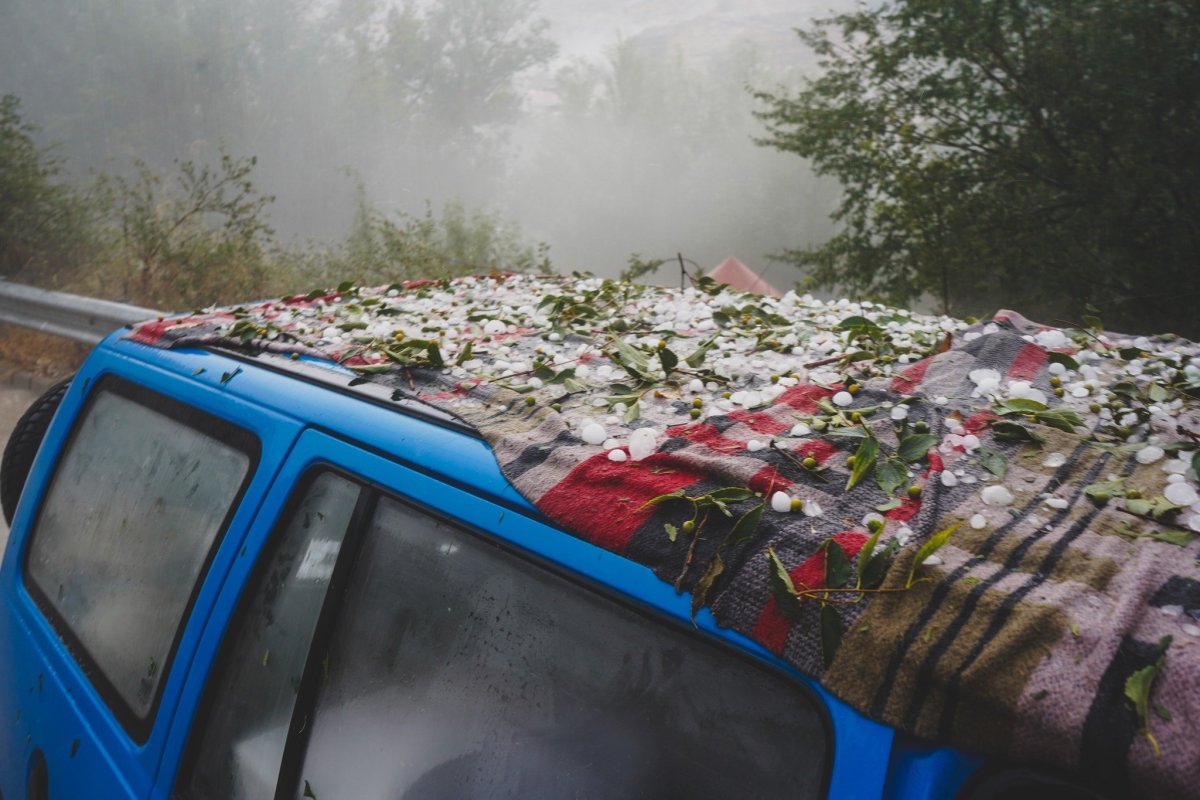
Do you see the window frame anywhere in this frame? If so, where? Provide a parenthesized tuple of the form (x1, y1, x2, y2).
(21, 373, 261, 743)
(173, 464, 371, 799)
(266, 473, 835, 800)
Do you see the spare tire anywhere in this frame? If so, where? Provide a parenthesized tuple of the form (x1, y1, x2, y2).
(1, 375, 73, 526)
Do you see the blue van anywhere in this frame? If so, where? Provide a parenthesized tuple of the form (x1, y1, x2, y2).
(0, 303, 1117, 799)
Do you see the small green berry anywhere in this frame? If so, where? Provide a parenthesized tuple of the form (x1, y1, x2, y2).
(692, 398, 703, 408)
(1054, 387, 1065, 398)
(848, 383, 860, 395)
(689, 408, 701, 419)
(525, 396, 536, 406)
(914, 420, 929, 433)
(802, 456, 817, 469)
(551, 403, 562, 412)
(1088, 402, 1101, 413)
(722, 391, 732, 400)
(1125, 488, 1142, 500)
(907, 485, 923, 499)
(1049, 376, 1062, 387)
(867, 518, 885, 534)
(682, 520, 696, 534)
(845, 455, 856, 468)
(771, 374, 780, 384)
(790, 497, 804, 512)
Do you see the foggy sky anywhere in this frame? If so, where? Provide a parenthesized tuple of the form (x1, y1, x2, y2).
(0, 0, 849, 284)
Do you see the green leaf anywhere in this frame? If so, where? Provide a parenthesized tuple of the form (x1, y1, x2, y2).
(996, 398, 1049, 414)
(823, 539, 852, 589)
(711, 311, 731, 328)
(1125, 496, 1185, 520)
(897, 433, 939, 462)
(612, 338, 651, 377)
(1084, 478, 1127, 503)
(691, 554, 725, 620)
(827, 426, 870, 439)
(1034, 408, 1084, 432)
(861, 539, 899, 590)
(906, 521, 960, 588)
(304, 779, 318, 799)
(639, 489, 686, 510)
(766, 547, 805, 621)
(424, 342, 444, 368)
(989, 420, 1044, 445)
(875, 459, 908, 496)
(659, 347, 679, 373)
(664, 523, 679, 543)
(846, 435, 880, 491)
(875, 498, 903, 512)
(1046, 352, 1080, 371)
(623, 400, 641, 424)
(454, 340, 474, 365)
(1124, 636, 1172, 757)
(1148, 383, 1169, 403)
(727, 503, 765, 547)
(839, 350, 877, 364)
(1193, 451, 1200, 480)
(335, 280, 355, 293)
(219, 367, 243, 385)
(819, 604, 844, 668)
(1153, 702, 1173, 722)
(707, 487, 756, 503)
(978, 447, 1008, 480)
(684, 336, 717, 368)
(856, 527, 884, 588)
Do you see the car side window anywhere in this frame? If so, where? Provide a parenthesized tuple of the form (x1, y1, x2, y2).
(23, 377, 258, 740)
(283, 495, 830, 800)
(175, 470, 362, 800)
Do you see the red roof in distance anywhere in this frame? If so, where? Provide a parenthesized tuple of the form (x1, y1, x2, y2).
(707, 257, 780, 297)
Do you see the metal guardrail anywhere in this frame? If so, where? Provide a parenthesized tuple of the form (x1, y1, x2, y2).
(0, 280, 162, 344)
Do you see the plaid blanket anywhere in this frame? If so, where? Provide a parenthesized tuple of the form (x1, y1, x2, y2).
(126, 274, 1200, 797)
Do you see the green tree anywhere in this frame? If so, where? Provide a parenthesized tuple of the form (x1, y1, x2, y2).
(757, 0, 1200, 335)
(312, 186, 549, 287)
(95, 151, 277, 308)
(0, 95, 95, 284)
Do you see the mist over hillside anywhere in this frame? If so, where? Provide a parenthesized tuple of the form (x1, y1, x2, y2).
(0, 0, 846, 284)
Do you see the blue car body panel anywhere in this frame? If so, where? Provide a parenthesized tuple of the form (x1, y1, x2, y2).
(0, 331, 983, 799)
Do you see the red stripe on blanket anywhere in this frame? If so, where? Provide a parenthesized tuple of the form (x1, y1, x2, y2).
(963, 411, 999, 434)
(794, 439, 839, 464)
(750, 465, 793, 495)
(891, 357, 932, 394)
(885, 496, 922, 523)
(728, 408, 790, 436)
(752, 531, 869, 655)
(537, 453, 705, 552)
(1007, 343, 1047, 381)
(126, 319, 173, 345)
(665, 422, 745, 454)
(778, 384, 834, 412)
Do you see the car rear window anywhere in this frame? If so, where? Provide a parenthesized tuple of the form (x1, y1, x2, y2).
(285, 494, 830, 799)
(24, 376, 258, 738)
